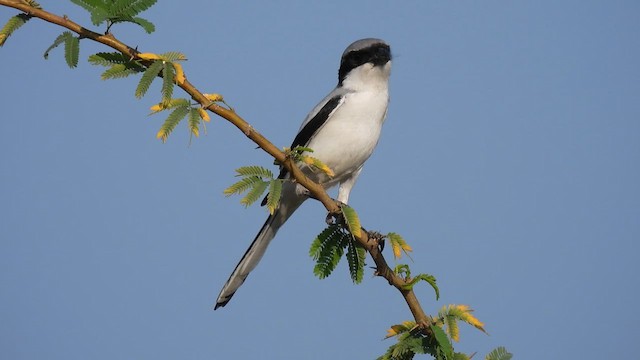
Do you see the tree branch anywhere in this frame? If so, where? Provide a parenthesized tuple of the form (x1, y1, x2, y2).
(0, 0, 431, 328)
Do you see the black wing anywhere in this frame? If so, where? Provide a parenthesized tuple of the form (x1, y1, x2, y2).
(290, 95, 344, 150)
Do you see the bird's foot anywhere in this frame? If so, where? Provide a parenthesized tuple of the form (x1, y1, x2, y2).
(325, 199, 347, 225)
(368, 231, 385, 252)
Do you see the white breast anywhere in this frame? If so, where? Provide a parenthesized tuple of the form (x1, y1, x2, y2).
(304, 87, 389, 187)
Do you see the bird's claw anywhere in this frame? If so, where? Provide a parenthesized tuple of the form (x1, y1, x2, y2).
(325, 199, 348, 225)
(326, 212, 336, 225)
(367, 231, 385, 252)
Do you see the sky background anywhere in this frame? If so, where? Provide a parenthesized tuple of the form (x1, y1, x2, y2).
(1, 1, 639, 359)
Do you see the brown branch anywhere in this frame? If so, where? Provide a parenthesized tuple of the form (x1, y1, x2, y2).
(0, 0, 431, 328)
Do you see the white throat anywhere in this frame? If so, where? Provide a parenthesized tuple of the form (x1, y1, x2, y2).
(341, 61, 391, 92)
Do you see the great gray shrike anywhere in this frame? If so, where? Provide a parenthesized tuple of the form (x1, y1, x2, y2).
(215, 38, 392, 309)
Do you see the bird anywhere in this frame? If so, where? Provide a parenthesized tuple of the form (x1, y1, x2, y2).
(215, 38, 392, 309)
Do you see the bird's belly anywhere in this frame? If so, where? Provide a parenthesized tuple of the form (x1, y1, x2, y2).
(303, 94, 387, 186)
(312, 123, 380, 173)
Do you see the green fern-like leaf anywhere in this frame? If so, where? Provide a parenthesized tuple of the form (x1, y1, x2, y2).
(130, 16, 155, 33)
(311, 225, 348, 279)
(89, 53, 145, 79)
(357, 243, 366, 277)
(224, 176, 262, 197)
(166, 98, 191, 109)
(444, 313, 460, 343)
(156, 105, 189, 142)
(100, 63, 143, 80)
(240, 181, 269, 207)
(223, 166, 277, 206)
(161, 61, 175, 105)
(89, 52, 130, 66)
(72, 0, 157, 32)
(346, 240, 358, 283)
(111, 0, 157, 18)
(431, 325, 454, 360)
(311, 224, 366, 281)
(309, 225, 339, 259)
(379, 333, 422, 360)
(91, 8, 111, 27)
(69, 0, 103, 14)
(265, 179, 283, 214)
(148, 98, 190, 113)
(64, 34, 80, 68)
(394, 264, 411, 278)
(290, 145, 313, 156)
(340, 204, 361, 238)
(393, 337, 420, 360)
(188, 107, 200, 138)
(329, 230, 350, 277)
(135, 60, 163, 98)
(407, 336, 433, 356)
(387, 232, 413, 260)
(235, 166, 274, 179)
(441, 305, 486, 335)
(453, 353, 471, 360)
(314, 240, 343, 279)
(43, 32, 70, 60)
(485, 347, 512, 360)
(70, 0, 110, 26)
(346, 239, 365, 284)
(110, 0, 139, 17)
(89, 52, 121, 66)
(300, 155, 335, 177)
(161, 51, 187, 62)
(385, 321, 415, 339)
(403, 273, 439, 300)
(380, 327, 458, 360)
(0, 13, 31, 47)
(42, 31, 80, 69)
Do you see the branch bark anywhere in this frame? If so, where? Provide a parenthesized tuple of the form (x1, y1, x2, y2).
(0, 0, 431, 328)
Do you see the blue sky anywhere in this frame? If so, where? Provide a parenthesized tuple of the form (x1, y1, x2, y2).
(1, 1, 639, 359)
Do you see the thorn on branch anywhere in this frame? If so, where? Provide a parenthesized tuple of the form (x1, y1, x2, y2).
(127, 46, 139, 61)
(370, 265, 381, 277)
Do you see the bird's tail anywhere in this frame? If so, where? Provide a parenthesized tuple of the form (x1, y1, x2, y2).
(214, 194, 304, 309)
